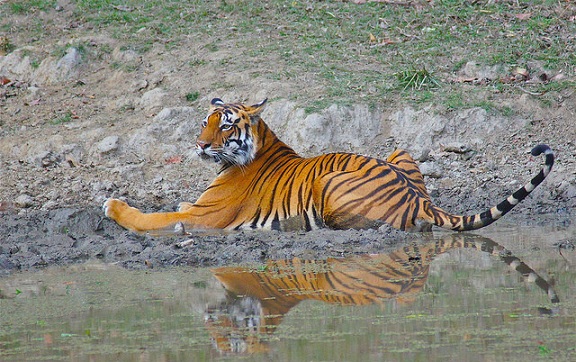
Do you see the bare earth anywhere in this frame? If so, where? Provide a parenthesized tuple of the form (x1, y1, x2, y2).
(1, 4, 575, 275)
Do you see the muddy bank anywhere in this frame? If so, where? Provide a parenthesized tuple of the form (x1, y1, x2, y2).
(2, 204, 574, 277)
(0, 207, 424, 276)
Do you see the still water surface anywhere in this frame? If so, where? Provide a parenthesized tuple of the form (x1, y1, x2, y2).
(1, 224, 575, 361)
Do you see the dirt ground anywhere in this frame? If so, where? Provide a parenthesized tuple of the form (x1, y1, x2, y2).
(1, 2, 575, 276)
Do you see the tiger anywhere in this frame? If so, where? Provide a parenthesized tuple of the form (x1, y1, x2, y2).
(205, 234, 559, 354)
(103, 98, 554, 234)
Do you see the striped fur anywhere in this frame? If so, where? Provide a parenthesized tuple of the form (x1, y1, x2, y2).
(206, 234, 559, 353)
(104, 98, 554, 233)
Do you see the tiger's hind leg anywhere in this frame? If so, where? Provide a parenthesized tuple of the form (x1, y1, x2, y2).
(385, 148, 431, 200)
(312, 166, 434, 231)
(178, 202, 195, 211)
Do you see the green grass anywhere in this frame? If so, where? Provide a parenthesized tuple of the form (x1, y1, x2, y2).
(50, 111, 73, 125)
(9, 0, 56, 14)
(1, 0, 574, 110)
(185, 91, 200, 102)
(395, 67, 440, 91)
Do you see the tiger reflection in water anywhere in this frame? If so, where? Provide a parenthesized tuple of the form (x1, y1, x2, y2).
(205, 234, 559, 354)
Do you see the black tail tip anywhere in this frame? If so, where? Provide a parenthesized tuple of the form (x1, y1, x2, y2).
(531, 144, 552, 156)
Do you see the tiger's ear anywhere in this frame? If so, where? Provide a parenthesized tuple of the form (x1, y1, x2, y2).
(246, 98, 268, 119)
(209, 98, 224, 111)
(211, 98, 224, 106)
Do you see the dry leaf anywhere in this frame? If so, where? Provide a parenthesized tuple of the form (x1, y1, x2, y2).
(165, 155, 183, 164)
(515, 13, 532, 20)
(455, 77, 479, 83)
(369, 33, 377, 43)
(0, 76, 10, 85)
(514, 67, 529, 77)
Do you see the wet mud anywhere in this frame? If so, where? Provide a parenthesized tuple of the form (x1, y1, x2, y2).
(1, 206, 422, 276)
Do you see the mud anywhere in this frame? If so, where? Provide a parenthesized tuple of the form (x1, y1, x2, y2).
(1, 206, 426, 276)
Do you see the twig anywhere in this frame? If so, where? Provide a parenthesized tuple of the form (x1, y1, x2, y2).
(515, 85, 544, 96)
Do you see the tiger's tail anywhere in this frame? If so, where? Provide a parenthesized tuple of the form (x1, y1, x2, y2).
(432, 144, 554, 231)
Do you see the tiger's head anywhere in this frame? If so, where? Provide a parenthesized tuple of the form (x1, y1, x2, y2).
(196, 98, 267, 167)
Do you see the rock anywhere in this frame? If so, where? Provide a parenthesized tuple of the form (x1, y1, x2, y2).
(55, 47, 82, 79)
(33, 47, 83, 84)
(419, 161, 443, 178)
(264, 101, 389, 155)
(61, 143, 83, 166)
(92, 180, 115, 192)
(390, 106, 523, 158)
(139, 88, 167, 112)
(126, 107, 197, 160)
(31, 151, 60, 168)
(0, 46, 36, 79)
(42, 200, 59, 210)
(97, 136, 119, 154)
(390, 106, 445, 160)
(443, 142, 471, 154)
(131, 79, 148, 92)
(15, 194, 34, 208)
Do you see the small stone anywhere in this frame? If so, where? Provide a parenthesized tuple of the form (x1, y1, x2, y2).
(131, 79, 148, 92)
(419, 161, 443, 178)
(41, 200, 58, 210)
(15, 194, 34, 208)
(32, 151, 60, 168)
(97, 136, 119, 154)
(443, 142, 471, 154)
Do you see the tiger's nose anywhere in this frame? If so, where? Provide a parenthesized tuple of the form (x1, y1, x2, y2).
(196, 140, 211, 150)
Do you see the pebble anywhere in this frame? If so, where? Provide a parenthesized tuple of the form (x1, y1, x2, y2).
(97, 136, 119, 154)
(419, 161, 443, 178)
(41, 200, 58, 210)
(32, 151, 60, 168)
(15, 194, 34, 208)
(443, 142, 471, 154)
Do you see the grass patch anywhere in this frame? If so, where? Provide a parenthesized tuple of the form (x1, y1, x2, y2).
(51, 111, 73, 125)
(185, 91, 200, 102)
(9, 0, 55, 14)
(395, 67, 440, 91)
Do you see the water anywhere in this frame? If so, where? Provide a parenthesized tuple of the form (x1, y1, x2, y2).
(1, 224, 575, 362)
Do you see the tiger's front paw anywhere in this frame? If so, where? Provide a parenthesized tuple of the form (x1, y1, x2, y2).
(103, 198, 128, 220)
